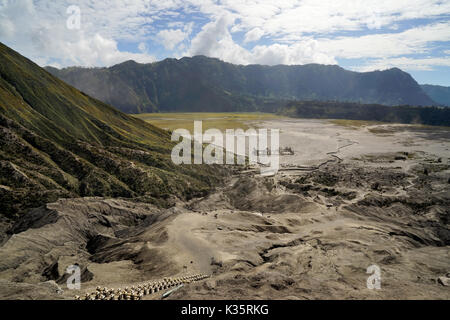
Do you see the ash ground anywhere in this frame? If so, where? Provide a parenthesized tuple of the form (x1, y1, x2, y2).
(0, 120, 449, 299)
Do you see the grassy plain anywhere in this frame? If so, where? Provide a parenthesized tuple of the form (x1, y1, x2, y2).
(133, 112, 287, 132)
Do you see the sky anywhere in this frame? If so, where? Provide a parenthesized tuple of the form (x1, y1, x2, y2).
(0, 0, 449, 86)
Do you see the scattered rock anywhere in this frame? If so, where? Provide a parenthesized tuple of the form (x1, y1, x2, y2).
(371, 182, 381, 191)
(210, 257, 223, 267)
(437, 276, 449, 287)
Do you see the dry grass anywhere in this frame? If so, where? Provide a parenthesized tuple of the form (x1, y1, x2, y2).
(133, 112, 287, 132)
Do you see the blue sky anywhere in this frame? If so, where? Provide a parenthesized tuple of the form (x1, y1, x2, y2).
(1, 0, 449, 85)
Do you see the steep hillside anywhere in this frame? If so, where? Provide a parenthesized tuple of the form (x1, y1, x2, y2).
(0, 42, 224, 219)
(46, 56, 435, 113)
(421, 84, 450, 106)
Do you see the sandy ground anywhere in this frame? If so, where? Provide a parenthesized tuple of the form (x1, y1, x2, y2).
(0, 119, 449, 300)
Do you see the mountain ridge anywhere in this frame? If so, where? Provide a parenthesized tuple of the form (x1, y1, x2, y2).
(421, 84, 450, 107)
(278, 100, 450, 126)
(45, 56, 436, 114)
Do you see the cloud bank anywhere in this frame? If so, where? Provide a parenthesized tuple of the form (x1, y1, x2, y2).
(0, 0, 449, 83)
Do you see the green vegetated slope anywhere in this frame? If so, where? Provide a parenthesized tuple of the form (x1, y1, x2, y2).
(279, 100, 450, 126)
(46, 56, 435, 114)
(0, 42, 224, 218)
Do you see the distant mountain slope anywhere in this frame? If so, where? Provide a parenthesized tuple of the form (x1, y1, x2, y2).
(46, 56, 435, 113)
(0, 42, 223, 218)
(279, 100, 450, 126)
(421, 84, 450, 106)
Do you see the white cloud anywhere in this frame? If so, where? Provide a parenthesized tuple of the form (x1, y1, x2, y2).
(51, 33, 155, 66)
(251, 42, 337, 65)
(187, 15, 336, 65)
(244, 28, 264, 43)
(355, 57, 450, 72)
(157, 29, 189, 50)
(0, 0, 156, 67)
(138, 42, 148, 53)
(0, 17, 15, 38)
(183, 22, 195, 35)
(317, 22, 450, 60)
(224, 0, 450, 40)
(0, 0, 449, 71)
(188, 14, 243, 60)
